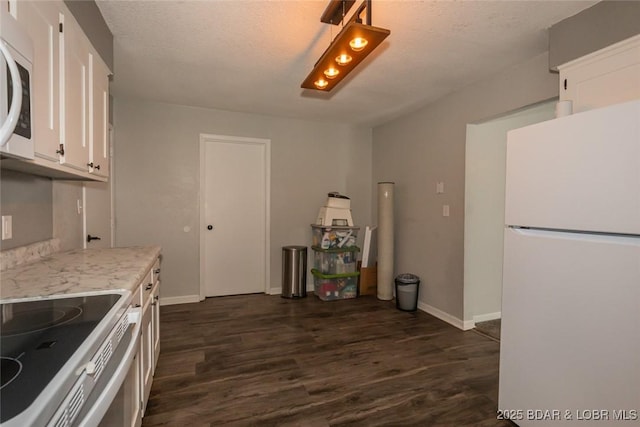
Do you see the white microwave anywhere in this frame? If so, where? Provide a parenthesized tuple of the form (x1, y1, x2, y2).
(0, 9, 34, 160)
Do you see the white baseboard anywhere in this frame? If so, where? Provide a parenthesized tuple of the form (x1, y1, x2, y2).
(417, 301, 474, 331)
(473, 311, 501, 323)
(159, 295, 201, 306)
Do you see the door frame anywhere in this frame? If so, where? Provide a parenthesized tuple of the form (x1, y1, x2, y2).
(198, 134, 271, 300)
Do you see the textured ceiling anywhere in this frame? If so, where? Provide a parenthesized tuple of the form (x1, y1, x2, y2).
(96, 0, 597, 126)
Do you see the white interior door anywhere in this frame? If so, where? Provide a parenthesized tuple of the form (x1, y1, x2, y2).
(84, 127, 113, 249)
(200, 135, 270, 297)
(84, 181, 112, 248)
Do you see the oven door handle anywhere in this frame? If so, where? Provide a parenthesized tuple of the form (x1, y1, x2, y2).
(0, 39, 23, 147)
(76, 306, 142, 427)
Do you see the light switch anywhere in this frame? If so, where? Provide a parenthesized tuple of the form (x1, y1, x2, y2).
(436, 182, 444, 194)
(2, 215, 13, 240)
(442, 205, 450, 217)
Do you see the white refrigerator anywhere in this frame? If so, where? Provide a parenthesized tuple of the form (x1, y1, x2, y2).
(499, 100, 640, 426)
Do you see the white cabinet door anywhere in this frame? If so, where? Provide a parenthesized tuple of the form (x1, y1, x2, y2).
(151, 281, 160, 369)
(150, 259, 161, 370)
(17, 1, 61, 162)
(139, 280, 154, 415)
(559, 34, 640, 113)
(60, 12, 90, 172)
(89, 53, 110, 177)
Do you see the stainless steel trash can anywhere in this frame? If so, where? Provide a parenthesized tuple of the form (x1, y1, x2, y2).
(395, 273, 420, 311)
(282, 246, 307, 298)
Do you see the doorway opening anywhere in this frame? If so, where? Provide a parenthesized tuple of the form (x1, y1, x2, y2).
(463, 100, 556, 330)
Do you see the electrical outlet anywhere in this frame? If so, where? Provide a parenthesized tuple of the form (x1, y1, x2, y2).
(2, 215, 13, 240)
(436, 182, 444, 194)
(442, 205, 450, 217)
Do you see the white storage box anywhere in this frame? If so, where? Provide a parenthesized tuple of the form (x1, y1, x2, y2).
(326, 193, 351, 209)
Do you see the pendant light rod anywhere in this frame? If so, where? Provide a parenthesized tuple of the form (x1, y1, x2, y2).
(321, 0, 356, 25)
(321, 0, 372, 26)
(346, 0, 371, 26)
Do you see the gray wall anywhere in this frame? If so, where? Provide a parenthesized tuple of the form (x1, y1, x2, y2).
(52, 181, 84, 251)
(113, 97, 372, 300)
(0, 170, 84, 251)
(0, 170, 53, 250)
(549, 0, 640, 70)
(372, 52, 558, 322)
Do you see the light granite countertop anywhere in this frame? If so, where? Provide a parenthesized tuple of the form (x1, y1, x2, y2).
(0, 246, 162, 302)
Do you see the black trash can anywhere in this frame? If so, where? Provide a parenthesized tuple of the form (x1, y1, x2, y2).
(395, 273, 420, 311)
(282, 246, 307, 298)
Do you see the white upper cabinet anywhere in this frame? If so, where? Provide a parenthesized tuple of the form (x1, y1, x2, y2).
(16, 1, 61, 162)
(4, 0, 111, 181)
(558, 34, 640, 113)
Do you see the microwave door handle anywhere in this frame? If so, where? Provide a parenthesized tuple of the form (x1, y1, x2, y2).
(76, 306, 143, 427)
(0, 40, 23, 147)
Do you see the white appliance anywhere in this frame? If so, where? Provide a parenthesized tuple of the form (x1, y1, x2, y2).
(1, 291, 142, 427)
(499, 100, 640, 426)
(0, 8, 34, 159)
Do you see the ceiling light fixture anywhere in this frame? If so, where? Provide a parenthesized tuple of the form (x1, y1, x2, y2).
(301, 0, 390, 92)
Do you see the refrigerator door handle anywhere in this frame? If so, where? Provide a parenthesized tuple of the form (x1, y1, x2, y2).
(507, 226, 640, 245)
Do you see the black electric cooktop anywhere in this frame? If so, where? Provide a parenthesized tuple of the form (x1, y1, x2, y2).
(0, 294, 122, 423)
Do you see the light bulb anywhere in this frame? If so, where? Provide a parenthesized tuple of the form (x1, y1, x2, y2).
(324, 67, 339, 79)
(349, 37, 368, 52)
(314, 78, 329, 89)
(335, 53, 352, 66)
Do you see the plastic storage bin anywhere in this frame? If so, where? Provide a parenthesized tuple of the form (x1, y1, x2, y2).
(311, 225, 359, 249)
(312, 246, 359, 275)
(311, 269, 359, 301)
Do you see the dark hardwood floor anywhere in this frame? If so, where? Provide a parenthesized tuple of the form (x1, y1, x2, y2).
(142, 294, 510, 426)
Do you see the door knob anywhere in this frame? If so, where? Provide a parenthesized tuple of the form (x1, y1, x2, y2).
(207, 225, 213, 230)
(87, 234, 101, 243)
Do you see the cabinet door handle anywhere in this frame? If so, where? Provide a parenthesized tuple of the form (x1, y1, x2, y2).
(135, 304, 141, 308)
(95, 164, 100, 170)
(154, 268, 161, 274)
(87, 234, 101, 243)
(146, 283, 153, 290)
(56, 144, 65, 155)
(154, 295, 159, 301)
(87, 162, 94, 168)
